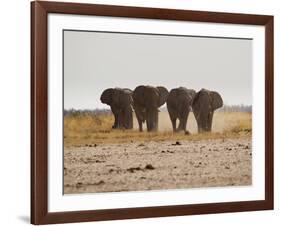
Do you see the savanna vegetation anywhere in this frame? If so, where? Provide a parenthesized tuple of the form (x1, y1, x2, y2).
(64, 109, 252, 147)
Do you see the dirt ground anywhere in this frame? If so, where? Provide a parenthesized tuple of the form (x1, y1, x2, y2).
(64, 137, 252, 194)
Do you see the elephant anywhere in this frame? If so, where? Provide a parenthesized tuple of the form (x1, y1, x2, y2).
(192, 88, 223, 133)
(132, 85, 169, 132)
(100, 88, 133, 129)
(167, 87, 196, 133)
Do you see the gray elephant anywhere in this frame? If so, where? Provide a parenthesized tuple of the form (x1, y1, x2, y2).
(133, 85, 169, 132)
(167, 87, 196, 133)
(192, 88, 223, 133)
(100, 88, 133, 129)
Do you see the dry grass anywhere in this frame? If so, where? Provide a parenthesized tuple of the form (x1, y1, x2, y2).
(64, 111, 252, 147)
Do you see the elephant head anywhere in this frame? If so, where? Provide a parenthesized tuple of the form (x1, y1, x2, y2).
(192, 88, 223, 133)
(167, 87, 196, 133)
(133, 85, 168, 132)
(100, 88, 133, 129)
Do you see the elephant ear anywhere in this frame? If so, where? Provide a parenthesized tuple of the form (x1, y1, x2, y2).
(100, 88, 114, 105)
(210, 91, 223, 110)
(156, 86, 169, 107)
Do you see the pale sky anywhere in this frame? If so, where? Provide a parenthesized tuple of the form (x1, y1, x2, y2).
(64, 30, 252, 110)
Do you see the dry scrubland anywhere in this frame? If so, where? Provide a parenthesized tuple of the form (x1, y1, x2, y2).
(64, 111, 252, 194)
(64, 111, 251, 146)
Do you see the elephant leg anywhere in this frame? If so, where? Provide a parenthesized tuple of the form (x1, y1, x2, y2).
(123, 109, 133, 129)
(196, 113, 209, 133)
(115, 111, 122, 129)
(111, 106, 119, 129)
(135, 113, 143, 132)
(207, 111, 214, 132)
(112, 115, 118, 129)
(167, 109, 177, 132)
(146, 117, 151, 131)
(146, 109, 157, 132)
(199, 123, 208, 133)
(177, 119, 184, 132)
(145, 109, 151, 131)
(111, 114, 117, 129)
(198, 121, 206, 133)
(202, 116, 209, 132)
(177, 112, 187, 132)
(113, 113, 121, 129)
(194, 117, 202, 133)
(153, 111, 159, 131)
(138, 120, 143, 132)
(146, 110, 154, 132)
(127, 110, 133, 129)
(171, 118, 177, 132)
(176, 106, 188, 132)
(182, 111, 190, 134)
(198, 124, 204, 133)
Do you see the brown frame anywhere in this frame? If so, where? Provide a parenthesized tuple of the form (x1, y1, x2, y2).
(31, 1, 274, 225)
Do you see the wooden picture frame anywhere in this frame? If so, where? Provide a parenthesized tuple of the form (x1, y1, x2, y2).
(31, 1, 274, 224)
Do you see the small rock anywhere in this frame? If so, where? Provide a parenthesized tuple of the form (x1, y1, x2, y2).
(127, 167, 142, 173)
(76, 182, 83, 188)
(172, 141, 181, 146)
(95, 180, 105, 185)
(145, 164, 155, 170)
(138, 143, 145, 147)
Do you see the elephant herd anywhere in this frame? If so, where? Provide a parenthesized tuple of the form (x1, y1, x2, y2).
(100, 85, 223, 133)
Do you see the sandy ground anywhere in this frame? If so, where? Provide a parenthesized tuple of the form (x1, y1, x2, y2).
(64, 137, 251, 194)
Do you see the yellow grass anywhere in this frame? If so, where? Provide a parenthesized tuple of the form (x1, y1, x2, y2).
(64, 111, 252, 147)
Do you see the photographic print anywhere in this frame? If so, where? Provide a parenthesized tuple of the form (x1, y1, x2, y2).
(63, 30, 252, 194)
(31, 1, 273, 224)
